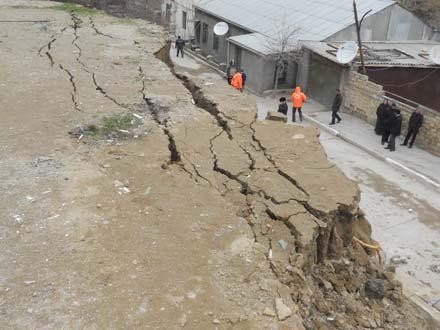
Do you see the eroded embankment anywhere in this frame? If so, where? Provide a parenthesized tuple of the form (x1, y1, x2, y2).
(153, 42, 430, 329)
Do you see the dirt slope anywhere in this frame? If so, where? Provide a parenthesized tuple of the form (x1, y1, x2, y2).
(0, 1, 433, 329)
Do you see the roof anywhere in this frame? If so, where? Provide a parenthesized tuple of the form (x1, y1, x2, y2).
(302, 40, 440, 68)
(195, 0, 395, 41)
(228, 33, 276, 56)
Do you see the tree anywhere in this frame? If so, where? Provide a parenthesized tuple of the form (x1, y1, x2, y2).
(264, 18, 301, 90)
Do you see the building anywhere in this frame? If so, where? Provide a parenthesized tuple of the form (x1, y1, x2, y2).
(193, 0, 436, 94)
(161, 0, 196, 40)
(302, 41, 440, 109)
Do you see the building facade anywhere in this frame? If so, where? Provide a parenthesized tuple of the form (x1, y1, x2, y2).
(192, 0, 435, 95)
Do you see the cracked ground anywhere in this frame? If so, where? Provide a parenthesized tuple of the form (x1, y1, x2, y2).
(0, 1, 433, 329)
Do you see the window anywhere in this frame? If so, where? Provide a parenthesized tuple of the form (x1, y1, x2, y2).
(182, 11, 187, 30)
(195, 21, 201, 43)
(202, 23, 208, 43)
(213, 34, 219, 50)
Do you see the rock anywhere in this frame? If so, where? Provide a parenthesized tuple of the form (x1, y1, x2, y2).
(275, 298, 292, 321)
(365, 278, 385, 299)
(267, 111, 287, 123)
(429, 264, 440, 273)
(178, 314, 187, 327)
(212, 318, 221, 324)
(262, 307, 276, 317)
(322, 280, 334, 292)
(390, 256, 407, 265)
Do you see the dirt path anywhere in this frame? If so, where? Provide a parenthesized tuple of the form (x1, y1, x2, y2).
(0, 2, 434, 329)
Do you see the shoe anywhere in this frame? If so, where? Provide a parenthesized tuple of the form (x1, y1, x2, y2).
(400, 143, 407, 146)
(329, 123, 335, 125)
(337, 119, 341, 123)
(381, 141, 385, 145)
(384, 147, 390, 149)
(389, 149, 395, 152)
(408, 145, 413, 149)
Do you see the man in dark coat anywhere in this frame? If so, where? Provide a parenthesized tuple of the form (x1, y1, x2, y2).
(278, 97, 288, 115)
(329, 89, 342, 125)
(175, 36, 185, 58)
(375, 99, 389, 135)
(385, 107, 402, 152)
(401, 106, 424, 148)
(381, 103, 395, 145)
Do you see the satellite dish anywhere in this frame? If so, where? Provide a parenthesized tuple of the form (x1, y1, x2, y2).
(213, 22, 229, 36)
(336, 41, 358, 64)
(429, 46, 440, 64)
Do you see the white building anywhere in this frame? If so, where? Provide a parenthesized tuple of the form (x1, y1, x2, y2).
(162, 0, 197, 40)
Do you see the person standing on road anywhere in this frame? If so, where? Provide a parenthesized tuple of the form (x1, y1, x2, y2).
(291, 86, 307, 123)
(231, 70, 243, 92)
(375, 99, 389, 135)
(240, 69, 247, 89)
(175, 36, 185, 58)
(226, 60, 236, 85)
(381, 103, 396, 145)
(329, 89, 342, 125)
(278, 97, 288, 115)
(401, 106, 424, 149)
(385, 107, 402, 152)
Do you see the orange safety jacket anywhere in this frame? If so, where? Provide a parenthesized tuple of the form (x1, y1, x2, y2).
(291, 86, 307, 108)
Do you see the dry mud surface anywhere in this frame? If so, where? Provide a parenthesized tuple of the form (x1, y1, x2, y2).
(0, 2, 434, 329)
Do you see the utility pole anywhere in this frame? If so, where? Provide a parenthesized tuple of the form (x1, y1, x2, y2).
(353, 0, 371, 75)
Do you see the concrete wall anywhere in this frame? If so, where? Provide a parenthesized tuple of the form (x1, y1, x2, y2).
(327, 4, 433, 42)
(344, 71, 440, 155)
(194, 9, 250, 65)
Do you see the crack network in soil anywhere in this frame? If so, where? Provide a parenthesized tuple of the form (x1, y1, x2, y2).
(59, 64, 81, 112)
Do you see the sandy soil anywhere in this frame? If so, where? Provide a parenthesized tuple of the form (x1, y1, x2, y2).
(0, 1, 434, 329)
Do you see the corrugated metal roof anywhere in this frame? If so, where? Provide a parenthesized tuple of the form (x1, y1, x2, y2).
(303, 40, 440, 68)
(228, 33, 277, 56)
(195, 0, 395, 41)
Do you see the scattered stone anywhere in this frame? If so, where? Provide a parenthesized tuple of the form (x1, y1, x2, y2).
(275, 298, 292, 321)
(212, 318, 221, 324)
(278, 239, 288, 250)
(178, 314, 187, 327)
(322, 280, 334, 292)
(429, 264, 440, 273)
(365, 279, 385, 299)
(391, 255, 407, 265)
(24, 280, 36, 285)
(262, 307, 276, 317)
(113, 180, 123, 188)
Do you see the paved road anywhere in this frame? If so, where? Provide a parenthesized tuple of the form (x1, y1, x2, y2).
(319, 130, 440, 295)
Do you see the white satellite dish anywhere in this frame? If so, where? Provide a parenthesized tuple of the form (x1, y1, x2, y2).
(429, 46, 440, 64)
(336, 41, 358, 64)
(213, 22, 229, 36)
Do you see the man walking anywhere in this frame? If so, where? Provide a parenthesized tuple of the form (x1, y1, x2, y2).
(401, 106, 424, 148)
(291, 86, 307, 123)
(385, 107, 402, 152)
(329, 89, 342, 125)
(175, 36, 185, 58)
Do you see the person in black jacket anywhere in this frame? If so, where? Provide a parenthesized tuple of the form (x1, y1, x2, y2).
(401, 107, 424, 148)
(375, 99, 389, 135)
(329, 89, 342, 125)
(385, 107, 402, 152)
(381, 103, 395, 145)
(278, 97, 288, 115)
(175, 36, 185, 58)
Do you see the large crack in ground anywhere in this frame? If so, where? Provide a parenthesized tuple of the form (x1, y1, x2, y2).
(59, 64, 81, 111)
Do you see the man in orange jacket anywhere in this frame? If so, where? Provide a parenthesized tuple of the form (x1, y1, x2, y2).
(291, 86, 307, 122)
(231, 71, 243, 92)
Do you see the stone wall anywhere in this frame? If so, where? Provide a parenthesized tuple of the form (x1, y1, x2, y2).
(343, 71, 440, 156)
